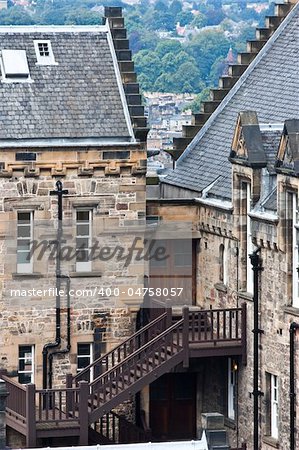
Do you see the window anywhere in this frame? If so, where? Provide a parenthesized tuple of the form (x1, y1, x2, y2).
(76, 210, 92, 272)
(17, 211, 33, 274)
(267, 373, 279, 439)
(77, 343, 93, 382)
(246, 183, 253, 294)
(0, 49, 30, 81)
(292, 194, 299, 307)
(219, 243, 227, 284)
(227, 358, 236, 420)
(34, 40, 57, 65)
(18, 345, 34, 384)
(16, 153, 36, 161)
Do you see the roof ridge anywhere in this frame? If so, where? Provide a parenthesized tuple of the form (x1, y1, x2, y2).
(172, 2, 299, 168)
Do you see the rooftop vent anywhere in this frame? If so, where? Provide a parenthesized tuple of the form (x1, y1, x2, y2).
(0, 49, 30, 80)
(34, 40, 57, 65)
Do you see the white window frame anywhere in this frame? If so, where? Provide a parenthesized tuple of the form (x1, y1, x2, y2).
(228, 357, 236, 420)
(17, 211, 33, 274)
(0, 49, 32, 83)
(76, 209, 92, 272)
(34, 40, 58, 66)
(292, 194, 299, 308)
(219, 243, 228, 285)
(18, 345, 34, 384)
(246, 183, 253, 294)
(270, 374, 279, 439)
(77, 343, 94, 382)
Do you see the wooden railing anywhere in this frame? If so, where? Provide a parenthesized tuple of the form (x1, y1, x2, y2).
(88, 318, 186, 422)
(2, 375, 26, 419)
(74, 311, 170, 383)
(188, 305, 246, 344)
(35, 387, 81, 424)
(92, 410, 151, 444)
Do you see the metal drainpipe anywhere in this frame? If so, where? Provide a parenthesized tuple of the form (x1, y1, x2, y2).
(42, 181, 68, 390)
(249, 247, 263, 450)
(48, 276, 71, 389)
(290, 321, 299, 450)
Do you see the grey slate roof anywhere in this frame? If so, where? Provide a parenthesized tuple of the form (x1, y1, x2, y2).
(163, 4, 299, 200)
(262, 187, 277, 212)
(0, 27, 132, 142)
(261, 129, 282, 174)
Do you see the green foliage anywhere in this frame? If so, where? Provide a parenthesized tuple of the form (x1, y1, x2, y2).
(0, 6, 35, 25)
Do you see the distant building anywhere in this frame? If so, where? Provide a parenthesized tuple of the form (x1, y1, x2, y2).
(0, 0, 7, 11)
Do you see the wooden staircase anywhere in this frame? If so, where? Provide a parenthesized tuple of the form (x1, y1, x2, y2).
(2, 306, 247, 447)
(171, 0, 298, 161)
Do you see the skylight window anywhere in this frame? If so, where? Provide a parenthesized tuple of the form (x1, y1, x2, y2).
(34, 40, 57, 66)
(0, 49, 30, 82)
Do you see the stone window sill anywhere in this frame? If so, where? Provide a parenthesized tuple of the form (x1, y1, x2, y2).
(283, 305, 299, 317)
(224, 417, 236, 429)
(12, 272, 43, 279)
(69, 271, 102, 278)
(238, 291, 253, 302)
(214, 282, 227, 293)
(262, 436, 279, 448)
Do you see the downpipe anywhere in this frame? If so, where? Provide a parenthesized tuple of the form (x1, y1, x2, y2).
(290, 321, 299, 450)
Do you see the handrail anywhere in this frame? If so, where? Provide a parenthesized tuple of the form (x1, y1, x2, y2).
(74, 312, 168, 382)
(90, 318, 184, 389)
(1, 375, 26, 391)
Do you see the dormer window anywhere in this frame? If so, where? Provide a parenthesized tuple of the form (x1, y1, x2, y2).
(0, 49, 31, 82)
(34, 40, 57, 66)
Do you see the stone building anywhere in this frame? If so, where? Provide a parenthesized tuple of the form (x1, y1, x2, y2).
(147, 1, 299, 449)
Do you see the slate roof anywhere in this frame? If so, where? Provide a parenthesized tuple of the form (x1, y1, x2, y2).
(163, 4, 299, 200)
(262, 187, 277, 212)
(261, 129, 282, 174)
(0, 26, 133, 143)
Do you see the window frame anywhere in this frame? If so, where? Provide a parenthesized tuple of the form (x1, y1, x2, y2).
(34, 40, 57, 66)
(75, 209, 92, 273)
(227, 357, 236, 421)
(77, 342, 94, 382)
(246, 183, 253, 294)
(292, 194, 299, 307)
(270, 374, 279, 439)
(18, 345, 34, 384)
(17, 211, 33, 274)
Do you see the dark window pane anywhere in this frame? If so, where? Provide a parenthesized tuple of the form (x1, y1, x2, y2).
(78, 344, 91, 355)
(77, 211, 90, 222)
(18, 212, 31, 223)
(18, 373, 32, 384)
(19, 346, 32, 358)
(77, 357, 90, 369)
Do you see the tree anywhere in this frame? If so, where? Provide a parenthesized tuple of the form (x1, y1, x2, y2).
(169, 0, 182, 17)
(156, 40, 182, 58)
(0, 6, 35, 25)
(176, 10, 193, 27)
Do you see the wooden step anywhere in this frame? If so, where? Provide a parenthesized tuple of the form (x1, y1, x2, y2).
(219, 76, 239, 89)
(237, 52, 256, 65)
(228, 64, 248, 77)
